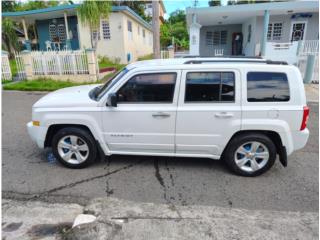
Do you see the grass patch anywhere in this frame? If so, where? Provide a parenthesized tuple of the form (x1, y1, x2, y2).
(98, 56, 125, 71)
(137, 54, 153, 61)
(3, 78, 100, 91)
(2, 80, 12, 85)
(9, 59, 18, 77)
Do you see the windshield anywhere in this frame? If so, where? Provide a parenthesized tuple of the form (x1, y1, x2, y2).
(94, 68, 129, 99)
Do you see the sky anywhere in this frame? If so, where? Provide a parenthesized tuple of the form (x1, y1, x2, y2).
(163, 0, 228, 18)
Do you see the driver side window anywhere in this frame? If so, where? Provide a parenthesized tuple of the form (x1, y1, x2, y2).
(117, 73, 177, 103)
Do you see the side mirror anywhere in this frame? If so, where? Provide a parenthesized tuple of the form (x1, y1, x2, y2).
(107, 93, 117, 107)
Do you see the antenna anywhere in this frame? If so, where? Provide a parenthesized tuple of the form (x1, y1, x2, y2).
(193, 0, 199, 7)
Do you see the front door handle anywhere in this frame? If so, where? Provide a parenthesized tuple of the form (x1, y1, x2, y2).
(152, 112, 170, 118)
(215, 112, 234, 118)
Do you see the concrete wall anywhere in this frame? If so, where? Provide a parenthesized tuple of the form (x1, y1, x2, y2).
(199, 24, 242, 56)
(78, 12, 153, 64)
(122, 13, 153, 63)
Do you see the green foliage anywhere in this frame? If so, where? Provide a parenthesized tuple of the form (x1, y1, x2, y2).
(16, 1, 59, 11)
(2, 18, 19, 54)
(137, 54, 153, 61)
(2, 1, 20, 12)
(208, 0, 221, 6)
(98, 56, 125, 71)
(113, 1, 151, 22)
(77, 1, 112, 48)
(77, 1, 111, 29)
(160, 10, 189, 50)
(3, 78, 98, 91)
(10, 59, 18, 77)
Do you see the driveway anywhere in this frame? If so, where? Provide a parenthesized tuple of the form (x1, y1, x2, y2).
(2, 91, 319, 213)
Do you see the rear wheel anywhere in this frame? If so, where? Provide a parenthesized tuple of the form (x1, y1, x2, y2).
(52, 127, 97, 169)
(223, 133, 276, 177)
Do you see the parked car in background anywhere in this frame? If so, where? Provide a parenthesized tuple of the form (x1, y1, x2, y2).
(27, 58, 309, 176)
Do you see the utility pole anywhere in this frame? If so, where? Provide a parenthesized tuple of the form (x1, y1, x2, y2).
(152, 0, 160, 59)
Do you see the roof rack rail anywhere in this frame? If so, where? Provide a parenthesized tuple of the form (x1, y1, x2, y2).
(184, 59, 288, 65)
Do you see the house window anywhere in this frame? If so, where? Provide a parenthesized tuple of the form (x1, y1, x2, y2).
(49, 24, 57, 41)
(91, 29, 100, 41)
(207, 31, 227, 46)
(291, 22, 306, 41)
(138, 26, 140, 35)
(247, 24, 252, 43)
(128, 20, 133, 40)
(57, 24, 66, 42)
(267, 23, 283, 41)
(206, 32, 213, 46)
(101, 20, 110, 40)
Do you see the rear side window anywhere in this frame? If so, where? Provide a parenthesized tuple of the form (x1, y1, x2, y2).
(117, 73, 176, 103)
(247, 72, 290, 102)
(185, 72, 235, 102)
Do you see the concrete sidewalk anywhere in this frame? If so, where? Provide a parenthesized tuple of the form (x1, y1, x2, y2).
(2, 198, 318, 240)
(305, 84, 319, 102)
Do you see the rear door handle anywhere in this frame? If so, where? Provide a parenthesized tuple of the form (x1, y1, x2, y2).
(215, 112, 234, 118)
(152, 112, 171, 118)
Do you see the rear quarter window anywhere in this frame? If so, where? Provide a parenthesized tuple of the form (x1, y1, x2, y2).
(247, 72, 290, 102)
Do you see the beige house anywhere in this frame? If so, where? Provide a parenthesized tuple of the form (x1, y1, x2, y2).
(79, 6, 154, 63)
(3, 5, 153, 64)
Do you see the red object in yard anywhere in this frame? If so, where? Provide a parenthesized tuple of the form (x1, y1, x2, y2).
(99, 67, 116, 73)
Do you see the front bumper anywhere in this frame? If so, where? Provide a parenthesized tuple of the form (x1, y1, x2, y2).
(27, 121, 48, 148)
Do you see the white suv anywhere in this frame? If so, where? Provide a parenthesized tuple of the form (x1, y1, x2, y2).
(27, 58, 310, 176)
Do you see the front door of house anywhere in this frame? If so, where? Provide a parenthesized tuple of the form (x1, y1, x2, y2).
(290, 22, 307, 41)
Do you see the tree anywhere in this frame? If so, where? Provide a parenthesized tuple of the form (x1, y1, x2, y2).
(113, 1, 151, 22)
(2, 18, 19, 56)
(2, 1, 20, 12)
(77, 1, 112, 49)
(208, 0, 221, 6)
(160, 10, 189, 50)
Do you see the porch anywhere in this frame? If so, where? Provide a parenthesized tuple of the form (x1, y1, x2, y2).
(2, 4, 81, 51)
(187, 1, 318, 59)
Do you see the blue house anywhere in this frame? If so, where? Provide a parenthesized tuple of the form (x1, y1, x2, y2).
(2, 4, 154, 63)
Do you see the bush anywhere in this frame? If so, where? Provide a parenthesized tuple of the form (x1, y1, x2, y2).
(137, 54, 153, 61)
(98, 56, 125, 71)
(3, 78, 99, 91)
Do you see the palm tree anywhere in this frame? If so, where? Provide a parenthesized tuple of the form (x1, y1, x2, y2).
(77, 1, 111, 49)
(2, 18, 19, 57)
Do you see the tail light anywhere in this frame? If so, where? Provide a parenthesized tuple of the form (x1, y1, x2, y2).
(300, 106, 310, 131)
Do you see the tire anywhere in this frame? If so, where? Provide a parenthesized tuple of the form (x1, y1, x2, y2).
(223, 133, 276, 177)
(52, 127, 97, 169)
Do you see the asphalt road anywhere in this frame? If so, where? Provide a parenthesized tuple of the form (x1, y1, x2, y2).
(2, 91, 319, 213)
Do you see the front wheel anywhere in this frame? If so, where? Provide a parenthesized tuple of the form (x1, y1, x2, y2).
(223, 133, 277, 177)
(52, 127, 97, 169)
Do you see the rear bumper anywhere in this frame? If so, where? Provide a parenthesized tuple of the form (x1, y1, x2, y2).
(290, 128, 310, 154)
(27, 121, 48, 148)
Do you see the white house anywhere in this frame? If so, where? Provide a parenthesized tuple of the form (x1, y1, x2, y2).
(2, 4, 154, 64)
(186, 1, 319, 63)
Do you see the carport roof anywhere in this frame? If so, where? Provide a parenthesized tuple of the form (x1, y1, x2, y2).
(186, 1, 319, 27)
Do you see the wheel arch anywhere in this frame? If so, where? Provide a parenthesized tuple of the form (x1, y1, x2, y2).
(222, 130, 284, 157)
(44, 124, 93, 148)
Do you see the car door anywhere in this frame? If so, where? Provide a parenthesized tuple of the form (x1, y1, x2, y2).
(175, 69, 241, 158)
(102, 70, 181, 155)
